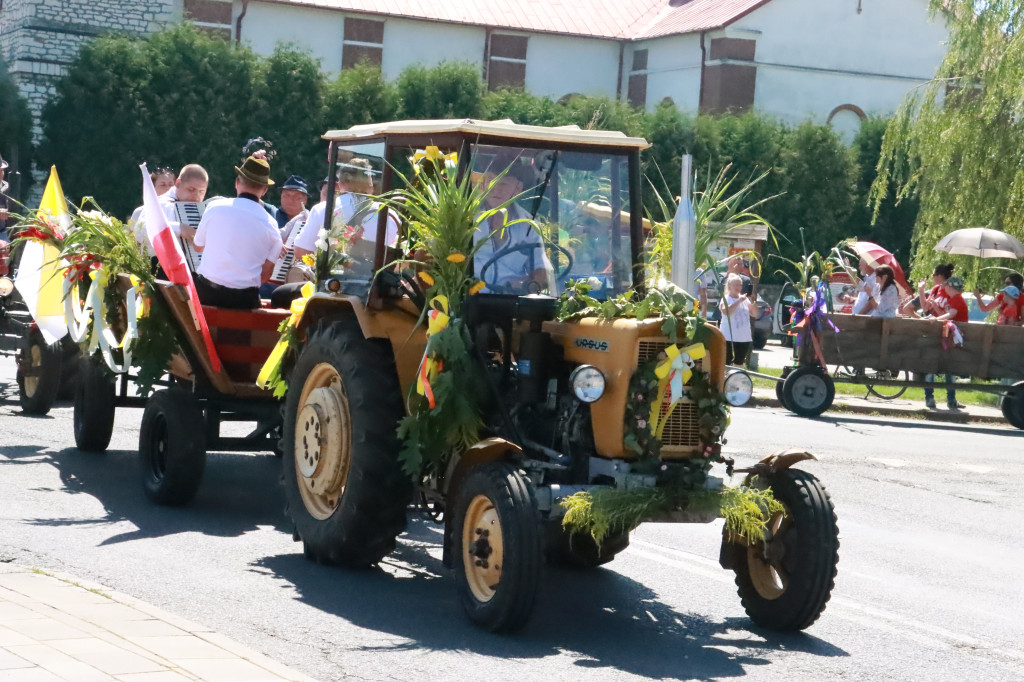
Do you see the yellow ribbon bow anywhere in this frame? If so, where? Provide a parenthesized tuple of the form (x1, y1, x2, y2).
(257, 281, 316, 395)
(650, 342, 706, 439)
(415, 295, 450, 409)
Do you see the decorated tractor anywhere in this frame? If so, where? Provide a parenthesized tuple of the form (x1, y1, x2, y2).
(266, 120, 840, 633)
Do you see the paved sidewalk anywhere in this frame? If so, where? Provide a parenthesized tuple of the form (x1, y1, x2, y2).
(0, 564, 317, 682)
(750, 386, 1007, 424)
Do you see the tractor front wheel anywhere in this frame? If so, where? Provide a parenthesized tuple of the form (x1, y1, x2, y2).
(282, 317, 410, 567)
(729, 469, 839, 631)
(454, 462, 542, 633)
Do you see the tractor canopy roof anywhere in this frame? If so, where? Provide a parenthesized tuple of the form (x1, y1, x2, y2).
(323, 118, 651, 151)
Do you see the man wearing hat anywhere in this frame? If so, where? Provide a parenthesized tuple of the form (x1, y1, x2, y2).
(276, 174, 309, 229)
(193, 154, 283, 309)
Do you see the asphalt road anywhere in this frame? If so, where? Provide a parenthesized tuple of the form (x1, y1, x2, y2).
(1, 336, 1022, 681)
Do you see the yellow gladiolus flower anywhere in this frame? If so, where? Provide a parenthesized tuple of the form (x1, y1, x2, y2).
(468, 281, 485, 295)
(419, 271, 435, 286)
(301, 254, 315, 267)
(446, 252, 466, 263)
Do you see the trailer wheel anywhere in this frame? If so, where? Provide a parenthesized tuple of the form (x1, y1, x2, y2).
(139, 389, 206, 505)
(1000, 382, 1024, 430)
(775, 366, 792, 410)
(782, 366, 834, 417)
(16, 329, 61, 415)
(454, 462, 542, 633)
(729, 469, 839, 631)
(282, 316, 410, 567)
(74, 356, 116, 452)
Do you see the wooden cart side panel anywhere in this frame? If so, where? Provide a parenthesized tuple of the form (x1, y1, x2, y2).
(816, 313, 1024, 380)
(156, 281, 237, 395)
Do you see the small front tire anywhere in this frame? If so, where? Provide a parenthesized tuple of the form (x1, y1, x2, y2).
(139, 389, 207, 505)
(730, 469, 839, 631)
(454, 462, 542, 633)
(1000, 381, 1024, 430)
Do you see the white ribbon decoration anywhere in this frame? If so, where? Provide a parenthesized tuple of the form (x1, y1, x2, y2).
(62, 274, 142, 374)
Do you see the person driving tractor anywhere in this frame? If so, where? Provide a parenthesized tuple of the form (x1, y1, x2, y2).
(474, 162, 551, 294)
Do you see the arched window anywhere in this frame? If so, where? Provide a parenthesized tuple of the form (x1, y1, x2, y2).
(827, 104, 867, 144)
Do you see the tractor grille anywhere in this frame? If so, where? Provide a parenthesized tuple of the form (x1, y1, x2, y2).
(635, 338, 701, 455)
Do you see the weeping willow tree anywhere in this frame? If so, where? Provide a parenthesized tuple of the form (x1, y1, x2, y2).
(871, 0, 1024, 285)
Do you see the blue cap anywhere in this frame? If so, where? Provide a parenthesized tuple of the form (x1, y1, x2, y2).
(281, 174, 309, 195)
(1001, 285, 1020, 299)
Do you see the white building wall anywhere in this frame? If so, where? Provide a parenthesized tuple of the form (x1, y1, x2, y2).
(240, 2, 345, 72)
(637, 34, 703, 112)
(380, 18, 484, 79)
(731, 0, 947, 125)
(522, 34, 619, 100)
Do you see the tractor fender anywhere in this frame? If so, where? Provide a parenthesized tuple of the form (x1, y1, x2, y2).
(296, 294, 380, 339)
(440, 438, 523, 568)
(734, 448, 817, 479)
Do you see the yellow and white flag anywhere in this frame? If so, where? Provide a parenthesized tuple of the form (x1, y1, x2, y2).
(14, 166, 71, 343)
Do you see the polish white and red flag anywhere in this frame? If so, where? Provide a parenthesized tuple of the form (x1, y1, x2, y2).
(139, 163, 222, 373)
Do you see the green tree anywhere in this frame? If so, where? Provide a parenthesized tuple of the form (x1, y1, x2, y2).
(872, 0, 1020, 284)
(849, 117, 918, 263)
(396, 62, 484, 119)
(0, 53, 34, 202)
(322, 62, 398, 132)
(252, 45, 326, 195)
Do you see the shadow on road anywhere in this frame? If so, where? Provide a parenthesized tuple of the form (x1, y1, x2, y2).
(815, 413, 1022, 437)
(255, 519, 847, 679)
(0, 444, 290, 543)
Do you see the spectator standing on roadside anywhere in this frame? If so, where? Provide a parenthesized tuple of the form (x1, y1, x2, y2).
(923, 275, 969, 410)
(193, 154, 282, 309)
(719, 273, 755, 366)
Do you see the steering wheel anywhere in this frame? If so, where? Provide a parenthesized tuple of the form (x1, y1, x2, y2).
(479, 241, 574, 294)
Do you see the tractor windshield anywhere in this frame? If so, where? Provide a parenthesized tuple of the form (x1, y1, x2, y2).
(470, 144, 634, 299)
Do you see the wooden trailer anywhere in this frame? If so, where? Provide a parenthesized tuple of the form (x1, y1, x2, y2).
(778, 313, 1024, 428)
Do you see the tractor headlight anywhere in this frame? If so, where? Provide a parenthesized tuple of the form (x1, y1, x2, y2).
(0, 277, 13, 297)
(724, 369, 753, 407)
(569, 365, 606, 403)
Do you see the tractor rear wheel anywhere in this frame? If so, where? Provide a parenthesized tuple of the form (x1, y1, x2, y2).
(139, 389, 206, 505)
(17, 328, 61, 415)
(282, 317, 410, 567)
(730, 469, 839, 631)
(454, 462, 542, 633)
(74, 356, 116, 452)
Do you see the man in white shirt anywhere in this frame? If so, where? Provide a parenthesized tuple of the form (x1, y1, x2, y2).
(474, 164, 550, 294)
(292, 159, 374, 261)
(160, 164, 209, 244)
(193, 155, 283, 309)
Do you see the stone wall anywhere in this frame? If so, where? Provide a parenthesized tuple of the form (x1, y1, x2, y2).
(0, 0, 182, 190)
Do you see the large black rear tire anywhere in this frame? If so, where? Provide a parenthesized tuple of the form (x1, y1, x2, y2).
(73, 356, 116, 452)
(139, 389, 207, 505)
(1000, 381, 1024, 430)
(730, 469, 839, 631)
(17, 328, 62, 415)
(282, 316, 411, 567)
(454, 461, 542, 633)
(782, 365, 835, 417)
